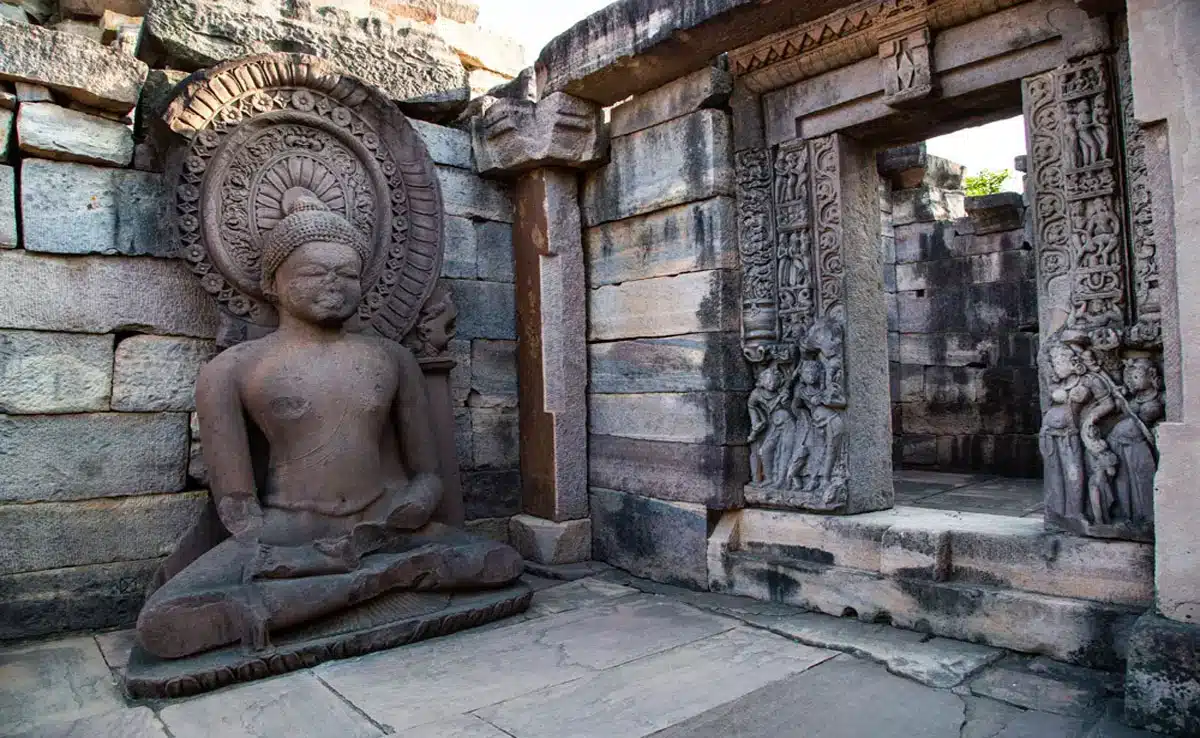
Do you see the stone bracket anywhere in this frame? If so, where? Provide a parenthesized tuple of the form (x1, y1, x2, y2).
(472, 92, 608, 176)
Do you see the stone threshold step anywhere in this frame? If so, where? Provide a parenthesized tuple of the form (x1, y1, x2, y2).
(713, 550, 1143, 671)
(711, 506, 1153, 607)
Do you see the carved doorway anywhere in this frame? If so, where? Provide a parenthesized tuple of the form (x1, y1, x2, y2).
(729, 0, 1161, 542)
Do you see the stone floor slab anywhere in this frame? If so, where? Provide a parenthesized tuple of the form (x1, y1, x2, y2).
(527, 577, 640, 616)
(650, 654, 967, 737)
(93, 629, 136, 672)
(0, 636, 124, 737)
(403, 715, 515, 737)
(741, 610, 1003, 688)
(9, 707, 168, 738)
(969, 658, 1112, 718)
(605, 571, 1002, 688)
(158, 672, 381, 738)
(476, 626, 836, 738)
(316, 596, 737, 732)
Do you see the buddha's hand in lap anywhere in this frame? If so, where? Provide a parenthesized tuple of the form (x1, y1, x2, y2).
(247, 537, 362, 581)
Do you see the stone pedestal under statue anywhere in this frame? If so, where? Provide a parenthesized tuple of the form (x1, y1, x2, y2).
(123, 53, 530, 698)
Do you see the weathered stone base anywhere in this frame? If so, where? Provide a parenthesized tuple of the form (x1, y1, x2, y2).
(509, 514, 591, 565)
(1124, 612, 1200, 735)
(124, 583, 532, 699)
(709, 508, 1152, 670)
(1045, 510, 1155, 544)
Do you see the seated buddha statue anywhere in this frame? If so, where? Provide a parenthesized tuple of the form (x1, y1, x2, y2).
(136, 190, 523, 660)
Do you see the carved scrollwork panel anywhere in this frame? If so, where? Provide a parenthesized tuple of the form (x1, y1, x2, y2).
(165, 53, 445, 345)
(742, 134, 849, 513)
(1026, 53, 1162, 542)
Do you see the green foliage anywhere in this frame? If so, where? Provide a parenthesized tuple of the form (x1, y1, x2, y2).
(964, 168, 1011, 196)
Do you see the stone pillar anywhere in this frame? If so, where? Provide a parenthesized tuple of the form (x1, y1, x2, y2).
(1122, 1, 1200, 733)
(472, 92, 606, 564)
(736, 131, 891, 514)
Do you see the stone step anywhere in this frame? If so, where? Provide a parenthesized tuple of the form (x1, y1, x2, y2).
(712, 549, 1142, 670)
(722, 507, 1153, 607)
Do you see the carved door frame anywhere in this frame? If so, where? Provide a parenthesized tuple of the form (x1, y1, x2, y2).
(728, 0, 1162, 540)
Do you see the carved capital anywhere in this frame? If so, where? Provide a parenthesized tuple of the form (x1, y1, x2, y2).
(472, 92, 608, 176)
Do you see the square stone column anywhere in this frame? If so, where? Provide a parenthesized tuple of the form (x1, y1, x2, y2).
(472, 92, 606, 563)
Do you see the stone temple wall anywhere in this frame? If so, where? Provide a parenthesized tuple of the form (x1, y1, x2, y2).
(0, 0, 522, 641)
(880, 150, 1042, 477)
(581, 65, 749, 589)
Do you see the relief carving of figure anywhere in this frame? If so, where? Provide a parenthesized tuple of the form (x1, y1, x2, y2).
(1109, 357, 1161, 525)
(1068, 99, 1102, 168)
(1041, 331, 1160, 540)
(748, 364, 797, 486)
(136, 193, 522, 660)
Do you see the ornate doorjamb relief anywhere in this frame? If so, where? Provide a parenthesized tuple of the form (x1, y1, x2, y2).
(737, 136, 858, 513)
(1025, 54, 1161, 542)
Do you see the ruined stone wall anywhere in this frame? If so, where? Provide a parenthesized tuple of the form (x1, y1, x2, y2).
(581, 66, 748, 589)
(0, 1, 521, 640)
(882, 154, 1041, 477)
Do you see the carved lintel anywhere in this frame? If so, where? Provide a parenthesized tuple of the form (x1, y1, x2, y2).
(471, 92, 608, 176)
(879, 25, 934, 107)
(728, 0, 1025, 93)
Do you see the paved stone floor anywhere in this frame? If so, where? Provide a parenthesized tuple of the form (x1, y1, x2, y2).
(896, 470, 1045, 518)
(0, 568, 1157, 738)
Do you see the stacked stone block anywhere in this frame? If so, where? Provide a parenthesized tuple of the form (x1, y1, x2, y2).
(419, 119, 522, 541)
(0, 6, 521, 639)
(582, 67, 748, 589)
(881, 154, 1041, 477)
(0, 12, 217, 640)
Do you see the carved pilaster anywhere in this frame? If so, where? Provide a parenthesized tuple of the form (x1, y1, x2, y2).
(735, 147, 778, 359)
(738, 134, 882, 514)
(1025, 54, 1160, 542)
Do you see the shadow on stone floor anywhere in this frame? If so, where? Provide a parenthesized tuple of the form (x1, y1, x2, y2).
(0, 569, 1160, 738)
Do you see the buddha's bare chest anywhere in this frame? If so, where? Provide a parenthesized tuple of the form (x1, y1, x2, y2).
(241, 346, 398, 436)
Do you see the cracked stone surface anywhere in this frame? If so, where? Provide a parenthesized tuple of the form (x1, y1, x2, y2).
(0, 572, 1160, 737)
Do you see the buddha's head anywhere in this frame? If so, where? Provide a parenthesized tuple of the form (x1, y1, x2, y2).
(261, 189, 372, 327)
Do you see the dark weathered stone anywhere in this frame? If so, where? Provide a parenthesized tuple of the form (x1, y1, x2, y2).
(0, 250, 219, 338)
(582, 110, 732, 227)
(609, 65, 732, 138)
(589, 435, 747, 509)
(1125, 612, 1200, 736)
(0, 559, 160, 640)
(0, 413, 190, 503)
(0, 493, 207, 576)
(126, 584, 532, 700)
(446, 279, 517, 339)
(584, 197, 737, 287)
(590, 391, 749, 446)
(965, 192, 1025, 234)
(463, 469, 522, 520)
(590, 488, 708, 589)
(588, 333, 751, 394)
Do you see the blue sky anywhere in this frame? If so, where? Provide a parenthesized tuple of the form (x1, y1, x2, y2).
(475, 0, 1026, 190)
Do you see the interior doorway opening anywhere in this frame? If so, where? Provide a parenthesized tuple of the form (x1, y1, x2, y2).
(880, 116, 1044, 517)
